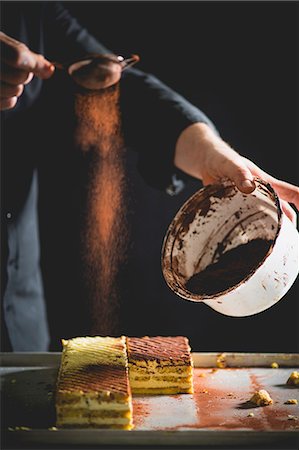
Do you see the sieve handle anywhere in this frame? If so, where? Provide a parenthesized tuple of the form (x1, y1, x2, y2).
(118, 54, 140, 70)
(51, 54, 140, 72)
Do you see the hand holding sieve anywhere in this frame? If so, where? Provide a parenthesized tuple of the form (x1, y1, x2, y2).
(53, 53, 139, 90)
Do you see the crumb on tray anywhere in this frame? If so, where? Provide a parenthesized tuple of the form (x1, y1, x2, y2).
(287, 371, 299, 386)
(216, 353, 227, 368)
(285, 399, 298, 405)
(249, 389, 273, 406)
(227, 392, 237, 398)
(270, 362, 279, 369)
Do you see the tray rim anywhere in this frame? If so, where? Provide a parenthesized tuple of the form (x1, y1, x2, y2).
(3, 427, 299, 448)
(1, 351, 299, 368)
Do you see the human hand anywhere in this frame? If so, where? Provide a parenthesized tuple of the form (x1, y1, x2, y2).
(0, 31, 55, 110)
(174, 122, 299, 224)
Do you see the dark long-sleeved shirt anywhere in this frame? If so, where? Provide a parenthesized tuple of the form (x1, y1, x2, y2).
(1, 1, 216, 200)
(1, 1, 216, 351)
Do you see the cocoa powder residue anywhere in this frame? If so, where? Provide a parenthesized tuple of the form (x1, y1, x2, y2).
(186, 239, 272, 296)
(74, 86, 127, 335)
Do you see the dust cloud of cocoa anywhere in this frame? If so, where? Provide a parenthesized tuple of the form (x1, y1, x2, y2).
(74, 85, 127, 335)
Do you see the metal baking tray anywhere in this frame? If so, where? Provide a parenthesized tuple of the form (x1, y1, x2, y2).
(1, 352, 299, 448)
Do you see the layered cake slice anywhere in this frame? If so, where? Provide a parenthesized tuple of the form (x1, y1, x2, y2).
(126, 336, 194, 395)
(56, 336, 133, 429)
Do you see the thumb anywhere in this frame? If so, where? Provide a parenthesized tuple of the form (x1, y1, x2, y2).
(0, 31, 54, 79)
(223, 157, 256, 193)
(16, 49, 54, 79)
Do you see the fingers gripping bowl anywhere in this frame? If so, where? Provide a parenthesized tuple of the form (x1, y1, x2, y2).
(161, 178, 299, 317)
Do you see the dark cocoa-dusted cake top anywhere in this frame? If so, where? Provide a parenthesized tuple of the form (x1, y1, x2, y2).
(58, 364, 130, 395)
(57, 336, 130, 397)
(126, 336, 192, 363)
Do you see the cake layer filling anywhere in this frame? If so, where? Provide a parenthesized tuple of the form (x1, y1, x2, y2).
(129, 379, 192, 389)
(129, 369, 192, 379)
(131, 387, 193, 395)
(128, 365, 192, 375)
(57, 399, 131, 411)
(57, 408, 132, 418)
(58, 416, 132, 427)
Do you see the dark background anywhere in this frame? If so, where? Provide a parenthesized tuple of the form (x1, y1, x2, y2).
(39, 1, 298, 352)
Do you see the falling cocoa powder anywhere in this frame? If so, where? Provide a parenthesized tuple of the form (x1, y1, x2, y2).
(185, 239, 272, 296)
(74, 85, 127, 335)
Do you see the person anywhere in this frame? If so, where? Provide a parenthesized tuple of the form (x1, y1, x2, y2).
(1, 2, 298, 352)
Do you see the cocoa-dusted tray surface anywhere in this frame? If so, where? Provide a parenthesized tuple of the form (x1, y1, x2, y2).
(1, 352, 299, 448)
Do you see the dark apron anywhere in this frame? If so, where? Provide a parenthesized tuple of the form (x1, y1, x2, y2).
(2, 171, 50, 351)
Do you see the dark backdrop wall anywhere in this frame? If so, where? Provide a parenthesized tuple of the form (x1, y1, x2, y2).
(39, 1, 298, 352)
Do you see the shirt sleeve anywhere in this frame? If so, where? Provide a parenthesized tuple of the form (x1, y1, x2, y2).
(44, 2, 218, 193)
(120, 68, 218, 193)
(43, 1, 111, 63)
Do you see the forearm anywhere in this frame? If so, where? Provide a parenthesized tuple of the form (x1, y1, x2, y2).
(174, 122, 218, 180)
(174, 122, 245, 182)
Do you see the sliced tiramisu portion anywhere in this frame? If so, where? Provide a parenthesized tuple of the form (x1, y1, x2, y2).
(56, 336, 133, 429)
(126, 336, 193, 395)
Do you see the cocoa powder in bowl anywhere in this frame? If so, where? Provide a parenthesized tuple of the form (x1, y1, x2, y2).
(185, 238, 272, 296)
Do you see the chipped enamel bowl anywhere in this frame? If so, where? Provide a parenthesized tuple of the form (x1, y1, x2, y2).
(161, 178, 298, 317)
